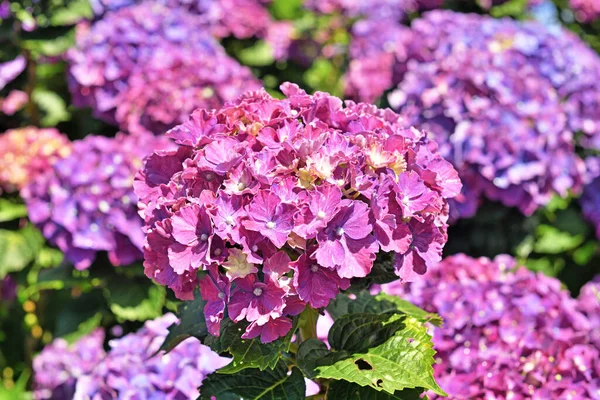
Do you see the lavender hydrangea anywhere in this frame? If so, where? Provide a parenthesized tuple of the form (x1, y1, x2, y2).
(135, 82, 460, 342)
(67, 2, 260, 136)
(89, 0, 272, 39)
(0, 127, 71, 193)
(377, 254, 600, 399)
(388, 10, 600, 219)
(22, 133, 171, 270)
(33, 314, 230, 400)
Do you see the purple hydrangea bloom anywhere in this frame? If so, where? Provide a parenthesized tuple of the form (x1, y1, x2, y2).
(22, 133, 172, 270)
(581, 174, 600, 239)
(33, 314, 230, 400)
(389, 10, 597, 219)
(67, 2, 260, 135)
(0, 56, 25, 91)
(376, 254, 600, 399)
(136, 82, 460, 342)
(0, 275, 16, 302)
(90, 0, 272, 39)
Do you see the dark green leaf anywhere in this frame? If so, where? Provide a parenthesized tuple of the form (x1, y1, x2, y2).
(297, 338, 331, 379)
(105, 279, 166, 322)
(211, 318, 297, 374)
(327, 381, 424, 400)
(269, 0, 303, 19)
(200, 361, 305, 400)
(534, 224, 584, 254)
(159, 294, 208, 353)
(328, 313, 405, 353)
(315, 316, 446, 396)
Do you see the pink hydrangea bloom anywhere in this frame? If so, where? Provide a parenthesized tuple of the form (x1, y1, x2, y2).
(377, 254, 600, 399)
(136, 83, 460, 342)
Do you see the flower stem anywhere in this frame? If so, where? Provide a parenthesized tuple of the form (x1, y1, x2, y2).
(298, 306, 319, 342)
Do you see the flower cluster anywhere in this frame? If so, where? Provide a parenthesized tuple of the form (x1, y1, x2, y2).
(67, 2, 260, 135)
(33, 314, 230, 400)
(389, 10, 599, 219)
(22, 133, 171, 270)
(0, 127, 71, 193)
(89, 0, 273, 39)
(378, 254, 600, 399)
(570, 0, 600, 23)
(136, 83, 460, 342)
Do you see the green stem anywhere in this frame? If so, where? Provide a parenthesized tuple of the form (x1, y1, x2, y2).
(298, 306, 319, 342)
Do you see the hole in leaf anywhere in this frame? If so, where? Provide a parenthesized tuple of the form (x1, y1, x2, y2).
(355, 359, 373, 370)
(376, 379, 383, 387)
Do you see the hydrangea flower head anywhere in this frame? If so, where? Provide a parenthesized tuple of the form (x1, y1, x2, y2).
(389, 10, 596, 219)
(377, 254, 600, 399)
(67, 2, 260, 135)
(33, 314, 230, 400)
(0, 127, 71, 193)
(136, 83, 460, 342)
(89, 0, 272, 39)
(23, 133, 171, 269)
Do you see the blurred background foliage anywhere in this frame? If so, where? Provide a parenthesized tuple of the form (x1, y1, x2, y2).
(1, 0, 600, 394)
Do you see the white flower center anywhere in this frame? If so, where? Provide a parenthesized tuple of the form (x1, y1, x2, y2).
(205, 172, 215, 181)
(251, 245, 259, 252)
(225, 216, 235, 226)
(310, 264, 319, 272)
(214, 248, 222, 256)
(200, 234, 208, 242)
(316, 210, 326, 219)
(266, 221, 276, 229)
(336, 227, 345, 237)
(402, 195, 410, 205)
(237, 182, 246, 191)
(218, 292, 225, 299)
(98, 200, 110, 213)
(253, 287, 263, 296)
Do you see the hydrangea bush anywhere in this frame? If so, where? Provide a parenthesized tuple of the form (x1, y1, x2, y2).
(377, 254, 600, 399)
(22, 133, 171, 269)
(389, 10, 600, 219)
(67, 2, 260, 135)
(33, 313, 230, 399)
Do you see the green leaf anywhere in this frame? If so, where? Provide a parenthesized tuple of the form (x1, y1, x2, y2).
(303, 58, 343, 96)
(534, 224, 584, 254)
(328, 291, 442, 327)
(211, 318, 297, 374)
(105, 279, 166, 322)
(22, 28, 76, 57)
(326, 381, 424, 400)
(374, 294, 443, 327)
(49, 0, 93, 26)
(0, 198, 28, 222)
(32, 89, 71, 126)
(328, 313, 406, 353)
(297, 338, 332, 379)
(315, 316, 446, 396)
(159, 293, 208, 353)
(200, 361, 306, 400)
(237, 41, 275, 67)
(0, 225, 44, 278)
(62, 312, 102, 344)
(269, 0, 303, 19)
